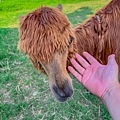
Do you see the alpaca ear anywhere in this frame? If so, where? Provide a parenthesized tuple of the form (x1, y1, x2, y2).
(19, 15, 24, 20)
(56, 4, 63, 11)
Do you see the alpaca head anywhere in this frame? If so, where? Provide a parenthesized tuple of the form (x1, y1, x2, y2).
(18, 5, 77, 102)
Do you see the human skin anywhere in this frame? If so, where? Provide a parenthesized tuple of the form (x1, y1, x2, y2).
(68, 52, 120, 120)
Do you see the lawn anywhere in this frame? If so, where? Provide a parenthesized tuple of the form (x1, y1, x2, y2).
(0, 0, 112, 120)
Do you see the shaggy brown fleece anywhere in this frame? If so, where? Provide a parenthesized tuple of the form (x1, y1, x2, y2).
(75, 0, 120, 67)
(18, 0, 120, 74)
(18, 6, 77, 74)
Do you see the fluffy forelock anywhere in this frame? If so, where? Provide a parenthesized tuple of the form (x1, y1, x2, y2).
(18, 6, 75, 62)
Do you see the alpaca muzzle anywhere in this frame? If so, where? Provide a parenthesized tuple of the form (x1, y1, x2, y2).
(51, 80, 73, 102)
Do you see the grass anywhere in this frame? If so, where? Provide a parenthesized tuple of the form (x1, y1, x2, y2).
(0, 0, 112, 120)
(0, 0, 110, 28)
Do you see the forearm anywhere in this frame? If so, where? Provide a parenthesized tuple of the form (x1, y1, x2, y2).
(102, 84, 120, 120)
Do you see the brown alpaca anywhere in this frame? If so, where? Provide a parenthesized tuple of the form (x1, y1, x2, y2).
(18, 4, 76, 102)
(18, 0, 120, 102)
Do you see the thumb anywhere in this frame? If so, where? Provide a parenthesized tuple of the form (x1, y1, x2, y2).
(107, 54, 117, 65)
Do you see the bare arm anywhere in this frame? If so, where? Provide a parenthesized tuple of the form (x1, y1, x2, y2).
(68, 52, 120, 120)
(102, 85, 120, 120)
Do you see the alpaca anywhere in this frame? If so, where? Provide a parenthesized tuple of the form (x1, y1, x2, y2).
(18, 0, 120, 102)
(18, 4, 76, 102)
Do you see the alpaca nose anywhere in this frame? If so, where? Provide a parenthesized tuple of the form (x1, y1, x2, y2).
(53, 85, 66, 97)
(53, 85, 73, 98)
(52, 80, 73, 99)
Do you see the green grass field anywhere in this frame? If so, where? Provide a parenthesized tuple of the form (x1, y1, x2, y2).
(0, 0, 112, 120)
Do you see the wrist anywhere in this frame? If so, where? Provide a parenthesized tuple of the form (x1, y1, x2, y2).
(101, 82, 120, 120)
(101, 83, 120, 103)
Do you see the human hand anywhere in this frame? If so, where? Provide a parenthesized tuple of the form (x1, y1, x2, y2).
(68, 52, 119, 98)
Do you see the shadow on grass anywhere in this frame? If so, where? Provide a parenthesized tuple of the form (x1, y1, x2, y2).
(0, 28, 20, 83)
(67, 6, 93, 26)
(0, 28, 18, 61)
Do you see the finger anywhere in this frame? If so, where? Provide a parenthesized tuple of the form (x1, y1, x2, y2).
(108, 54, 118, 66)
(83, 52, 99, 64)
(68, 66, 82, 82)
(76, 53, 90, 69)
(70, 58, 85, 75)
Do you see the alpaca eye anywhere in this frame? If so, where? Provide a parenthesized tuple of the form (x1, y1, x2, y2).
(69, 36, 74, 44)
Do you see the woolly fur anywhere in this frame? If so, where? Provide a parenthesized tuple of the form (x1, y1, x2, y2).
(75, 0, 120, 67)
(18, 0, 120, 74)
(18, 6, 77, 74)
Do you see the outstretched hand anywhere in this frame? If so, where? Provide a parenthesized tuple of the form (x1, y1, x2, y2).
(68, 52, 119, 98)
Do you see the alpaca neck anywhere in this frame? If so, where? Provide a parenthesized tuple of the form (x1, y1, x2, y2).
(74, 0, 120, 64)
(75, 22, 98, 58)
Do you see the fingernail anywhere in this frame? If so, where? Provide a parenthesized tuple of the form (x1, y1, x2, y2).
(70, 58, 74, 62)
(68, 66, 70, 70)
(68, 66, 72, 71)
(83, 52, 87, 56)
(75, 53, 79, 58)
(108, 54, 115, 59)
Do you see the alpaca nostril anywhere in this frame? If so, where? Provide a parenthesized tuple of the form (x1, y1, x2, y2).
(63, 80, 73, 97)
(53, 85, 66, 97)
(52, 80, 73, 98)
(65, 88, 73, 97)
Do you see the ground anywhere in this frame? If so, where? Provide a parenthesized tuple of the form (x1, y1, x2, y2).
(0, 0, 112, 119)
